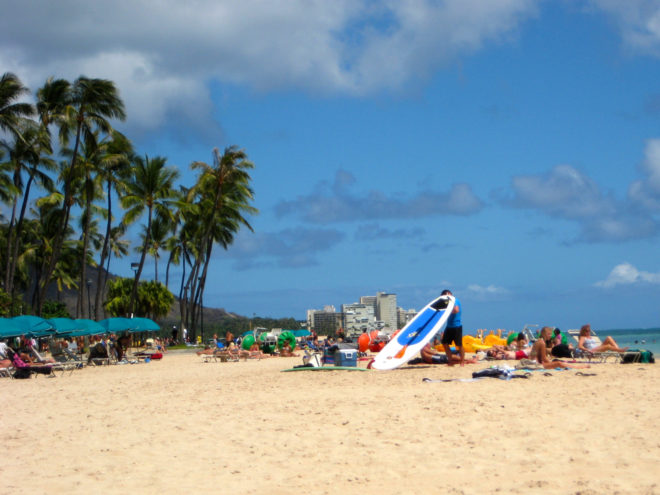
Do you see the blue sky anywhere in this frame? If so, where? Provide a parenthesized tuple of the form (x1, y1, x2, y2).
(2, 1, 660, 331)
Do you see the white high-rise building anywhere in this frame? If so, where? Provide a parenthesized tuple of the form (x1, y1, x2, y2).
(398, 307, 417, 328)
(342, 303, 375, 335)
(376, 292, 397, 331)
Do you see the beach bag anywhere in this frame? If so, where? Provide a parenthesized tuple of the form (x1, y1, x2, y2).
(621, 350, 655, 364)
(13, 368, 32, 379)
(551, 343, 573, 358)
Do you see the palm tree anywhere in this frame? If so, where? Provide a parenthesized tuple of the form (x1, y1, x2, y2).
(94, 130, 133, 320)
(0, 72, 34, 142)
(185, 146, 257, 336)
(144, 215, 172, 283)
(72, 130, 131, 318)
(36, 77, 71, 128)
(28, 199, 76, 309)
(37, 76, 125, 314)
(121, 155, 179, 316)
(1, 122, 55, 298)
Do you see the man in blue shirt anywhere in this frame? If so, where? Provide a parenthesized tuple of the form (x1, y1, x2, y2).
(440, 289, 464, 366)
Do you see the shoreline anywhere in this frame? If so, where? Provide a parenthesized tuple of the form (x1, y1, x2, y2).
(2, 353, 659, 494)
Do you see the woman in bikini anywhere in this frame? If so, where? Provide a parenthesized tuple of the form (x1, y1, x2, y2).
(578, 324, 628, 354)
(530, 327, 590, 369)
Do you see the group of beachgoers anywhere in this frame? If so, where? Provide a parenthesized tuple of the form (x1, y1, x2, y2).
(0, 332, 171, 378)
(420, 324, 629, 369)
(196, 331, 360, 361)
(196, 332, 298, 360)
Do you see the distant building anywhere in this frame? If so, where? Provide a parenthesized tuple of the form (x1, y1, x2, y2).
(397, 307, 417, 328)
(307, 308, 343, 335)
(377, 292, 397, 331)
(342, 303, 375, 336)
(307, 291, 413, 335)
(360, 296, 377, 315)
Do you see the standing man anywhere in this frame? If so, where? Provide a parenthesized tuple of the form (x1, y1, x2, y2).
(440, 289, 464, 366)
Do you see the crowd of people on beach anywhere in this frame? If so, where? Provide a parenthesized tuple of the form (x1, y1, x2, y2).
(0, 331, 172, 378)
(0, 284, 637, 379)
(418, 324, 629, 369)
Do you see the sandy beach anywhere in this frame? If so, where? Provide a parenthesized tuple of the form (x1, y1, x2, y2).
(2, 352, 659, 495)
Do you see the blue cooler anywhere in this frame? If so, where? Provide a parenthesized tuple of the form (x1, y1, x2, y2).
(334, 349, 357, 367)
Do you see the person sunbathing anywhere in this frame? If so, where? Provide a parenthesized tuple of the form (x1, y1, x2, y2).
(578, 324, 628, 354)
(529, 327, 590, 369)
(196, 345, 215, 356)
(248, 342, 268, 359)
(421, 343, 478, 365)
(279, 341, 299, 357)
(486, 348, 528, 360)
(7, 348, 54, 376)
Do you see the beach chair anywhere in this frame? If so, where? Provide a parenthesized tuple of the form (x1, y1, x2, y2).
(225, 347, 241, 362)
(9, 352, 55, 378)
(567, 329, 621, 363)
(0, 365, 14, 378)
(87, 341, 111, 366)
(520, 324, 539, 344)
(206, 348, 240, 362)
(49, 339, 85, 371)
(48, 339, 69, 363)
(30, 343, 79, 375)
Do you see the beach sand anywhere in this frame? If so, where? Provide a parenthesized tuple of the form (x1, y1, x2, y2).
(2, 352, 659, 494)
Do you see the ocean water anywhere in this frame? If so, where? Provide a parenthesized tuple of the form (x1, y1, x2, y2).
(602, 328, 660, 355)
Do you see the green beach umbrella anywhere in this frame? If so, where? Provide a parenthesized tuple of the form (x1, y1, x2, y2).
(128, 317, 160, 332)
(46, 318, 106, 337)
(98, 317, 134, 332)
(0, 318, 29, 338)
(12, 315, 54, 337)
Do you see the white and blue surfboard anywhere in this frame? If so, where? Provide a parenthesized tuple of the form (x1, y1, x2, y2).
(371, 295, 455, 370)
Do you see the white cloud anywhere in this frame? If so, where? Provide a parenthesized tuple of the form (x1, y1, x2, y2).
(275, 170, 484, 223)
(595, 262, 660, 288)
(628, 138, 660, 211)
(0, 0, 539, 134)
(508, 164, 613, 219)
(506, 164, 659, 242)
(588, 0, 660, 55)
(466, 284, 510, 299)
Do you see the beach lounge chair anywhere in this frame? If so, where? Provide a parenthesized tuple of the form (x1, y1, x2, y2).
(202, 347, 239, 362)
(48, 339, 69, 363)
(48, 339, 85, 371)
(9, 352, 54, 378)
(224, 347, 241, 362)
(567, 329, 622, 363)
(87, 341, 111, 366)
(0, 365, 14, 378)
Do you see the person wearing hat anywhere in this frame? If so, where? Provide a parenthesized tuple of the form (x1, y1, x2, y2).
(439, 289, 464, 366)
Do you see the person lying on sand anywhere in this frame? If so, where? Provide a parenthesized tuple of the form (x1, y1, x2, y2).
(486, 348, 528, 360)
(421, 343, 478, 365)
(279, 341, 299, 357)
(529, 327, 590, 369)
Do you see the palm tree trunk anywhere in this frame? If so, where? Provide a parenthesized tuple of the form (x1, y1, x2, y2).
(4, 196, 18, 296)
(78, 174, 95, 318)
(37, 199, 73, 314)
(8, 173, 36, 300)
(95, 180, 113, 320)
(130, 206, 152, 316)
(37, 115, 83, 314)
